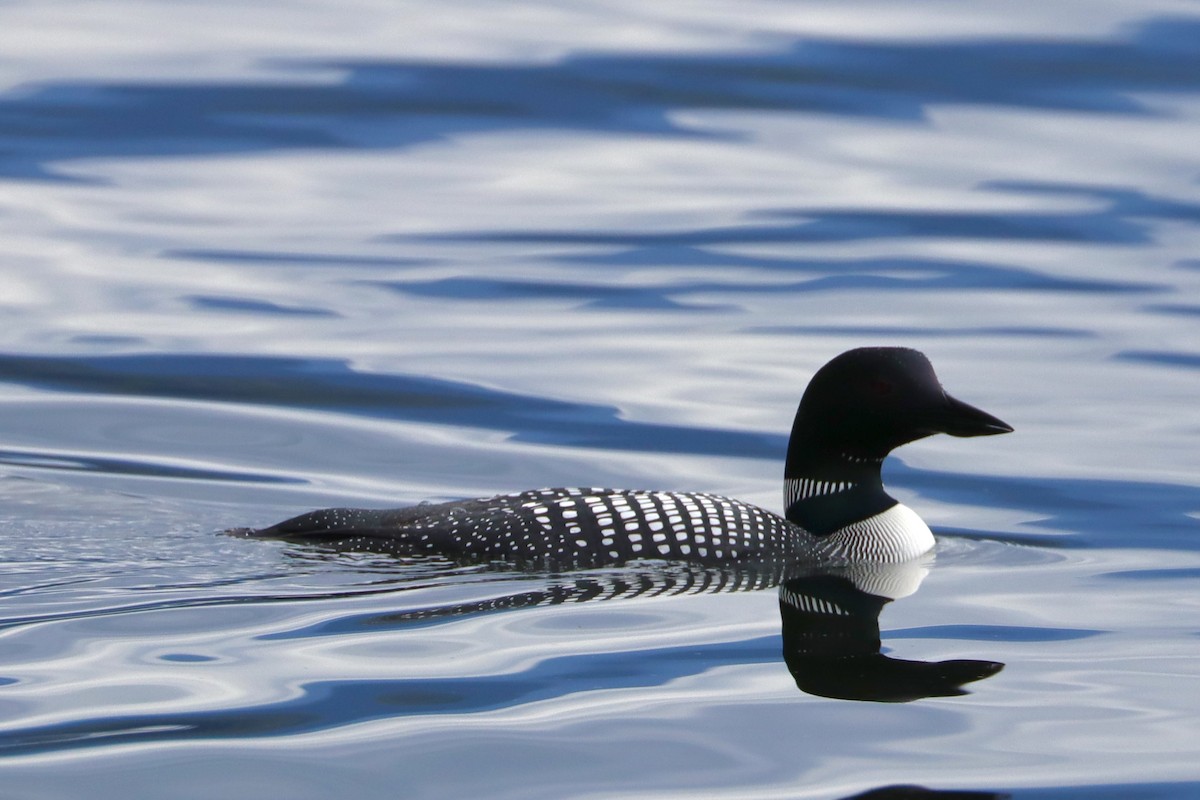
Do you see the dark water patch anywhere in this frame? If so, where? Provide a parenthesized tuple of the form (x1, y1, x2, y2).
(187, 295, 340, 317)
(380, 252, 1155, 295)
(67, 335, 148, 347)
(752, 208, 1141, 247)
(159, 653, 218, 663)
(369, 276, 735, 311)
(1100, 567, 1200, 580)
(887, 624, 1103, 642)
(746, 325, 1094, 339)
(564, 243, 787, 268)
(0, 635, 779, 757)
(552, 247, 1104, 291)
(1116, 349, 1200, 370)
(1009, 782, 1200, 799)
(436, 210, 1143, 246)
(167, 248, 434, 268)
(3, 15, 1199, 179)
(1142, 303, 1200, 317)
(559, 247, 1156, 295)
(436, 184, 1198, 250)
(863, 786, 1200, 800)
(0, 446, 299, 484)
(0, 352, 785, 459)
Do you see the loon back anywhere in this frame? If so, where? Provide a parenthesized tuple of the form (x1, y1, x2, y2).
(239, 347, 1012, 566)
(249, 488, 807, 569)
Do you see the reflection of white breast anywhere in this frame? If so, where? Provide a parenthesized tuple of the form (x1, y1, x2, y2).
(814, 503, 935, 563)
(828, 552, 934, 599)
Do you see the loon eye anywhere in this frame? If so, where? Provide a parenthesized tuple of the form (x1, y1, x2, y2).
(870, 378, 894, 397)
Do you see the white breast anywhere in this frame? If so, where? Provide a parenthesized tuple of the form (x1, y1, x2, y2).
(812, 503, 935, 563)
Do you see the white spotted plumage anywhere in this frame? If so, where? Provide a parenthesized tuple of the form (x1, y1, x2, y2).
(373, 487, 815, 567)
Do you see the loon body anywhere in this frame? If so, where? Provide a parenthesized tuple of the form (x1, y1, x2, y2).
(244, 348, 1011, 566)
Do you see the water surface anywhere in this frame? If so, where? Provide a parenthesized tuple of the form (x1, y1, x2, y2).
(1, 2, 1199, 798)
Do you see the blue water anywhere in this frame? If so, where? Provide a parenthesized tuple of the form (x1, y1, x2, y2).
(2, 2, 1199, 797)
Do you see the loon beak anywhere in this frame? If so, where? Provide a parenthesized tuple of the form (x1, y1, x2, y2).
(934, 392, 1014, 438)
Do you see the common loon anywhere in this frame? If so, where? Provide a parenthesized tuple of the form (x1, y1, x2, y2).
(241, 347, 1011, 566)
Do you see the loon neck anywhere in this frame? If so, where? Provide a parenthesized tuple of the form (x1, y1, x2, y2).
(784, 451, 896, 537)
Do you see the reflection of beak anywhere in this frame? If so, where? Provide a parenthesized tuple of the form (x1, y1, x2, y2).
(932, 392, 1014, 438)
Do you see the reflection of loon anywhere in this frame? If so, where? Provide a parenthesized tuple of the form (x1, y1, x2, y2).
(779, 559, 1003, 702)
(241, 348, 1011, 567)
(295, 558, 1002, 703)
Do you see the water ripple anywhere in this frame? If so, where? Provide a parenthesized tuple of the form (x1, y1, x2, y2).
(0, 635, 778, 758)
(2, 16, 1198, 179)
(886, 624, 1104, 642)
(0, 445, 297, 484)
(0, 352, 785, 458)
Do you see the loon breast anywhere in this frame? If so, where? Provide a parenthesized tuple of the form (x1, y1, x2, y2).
(810, 503, 935, 563)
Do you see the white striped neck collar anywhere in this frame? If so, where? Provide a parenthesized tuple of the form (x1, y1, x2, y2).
(784, 452, 883, 503)
(784, 476, 860, 507)
(783, 453, 894, 538)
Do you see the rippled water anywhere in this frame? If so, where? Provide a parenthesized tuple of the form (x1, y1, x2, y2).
(2, 2, 1200, 798)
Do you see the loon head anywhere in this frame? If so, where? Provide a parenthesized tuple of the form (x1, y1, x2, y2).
(790, 347, 1012, 462)
(784, 347, 1012, 538)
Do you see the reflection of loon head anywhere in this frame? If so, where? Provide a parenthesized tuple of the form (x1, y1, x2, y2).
(779, 562, 1003, 703)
